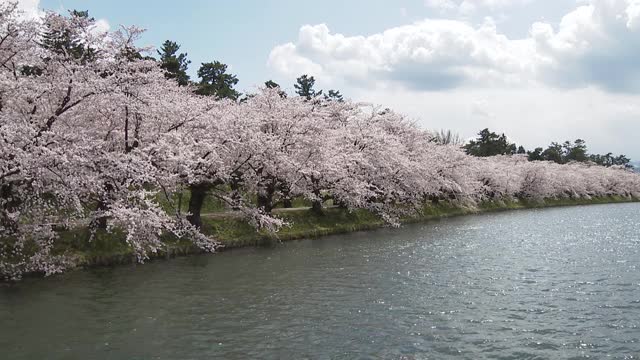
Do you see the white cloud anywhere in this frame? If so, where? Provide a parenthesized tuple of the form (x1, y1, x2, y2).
(531, 0, 640, 92)
(267, 42, 325, 80)
(269, 0, 640, 93)
(268, 19, 535, 91)
(268, 0, 640, 159)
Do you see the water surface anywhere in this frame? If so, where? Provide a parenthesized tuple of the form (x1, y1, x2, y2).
(1, 203, 639, 359)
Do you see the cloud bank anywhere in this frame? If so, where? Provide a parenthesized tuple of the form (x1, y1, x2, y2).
(268, 0, 640, 159)
(269, 0, 640, 93)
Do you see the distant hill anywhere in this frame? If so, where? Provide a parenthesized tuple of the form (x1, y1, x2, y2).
(632, 161, 640, 173)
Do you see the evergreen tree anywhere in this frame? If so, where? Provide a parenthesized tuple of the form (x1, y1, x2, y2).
(464, 128, 517, 157)
(324, 89, 343, 102)
(537, 139, 588, 164)
(563, 139, 588, 162)
(40, 10, 96, 62)
(196, 61, 240, 100)
(294, 74, 321, 100)
(527, 138, 631, 169)
(589, 153, 632, 168)
(23, 9, 96, 77)
(264, 80, 279, 89)
(157, 40, 190, 86)
(541, 142, 564, 163)
(527, 147, 545, 161)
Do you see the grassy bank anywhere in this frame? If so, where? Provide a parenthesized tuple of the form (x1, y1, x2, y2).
(56, 195, 638, 269)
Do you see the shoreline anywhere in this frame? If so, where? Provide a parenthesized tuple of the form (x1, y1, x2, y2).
(52, 196, 639, 273)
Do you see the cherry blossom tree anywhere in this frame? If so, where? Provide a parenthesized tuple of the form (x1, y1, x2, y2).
(0, 5, 222, 279)
(1, 3, 639, 280)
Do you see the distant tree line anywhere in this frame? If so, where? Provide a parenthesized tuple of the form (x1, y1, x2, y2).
(462, 128, 633, 169)
(160, 40, 634, 171)
(156, 40, 343, 102)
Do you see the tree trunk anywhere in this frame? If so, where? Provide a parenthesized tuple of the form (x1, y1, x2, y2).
(281, 184, 292, 208)
(311, 198, 323, 215)
(93, 200, 109, 230)
(334, 196, 347, 209)
(229, 172, 242, 210)
(187, 183, 208, 229)
(257, 181, 275, 213)
(310, 177, 323, 215)
(0, 183, 20, 233)
(91, 183, 114, 230)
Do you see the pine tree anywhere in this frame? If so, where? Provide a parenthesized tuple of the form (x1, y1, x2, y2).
(195, 61, 240, 100)
(157, 40, 191, 86)
(294, 74, 322, 100)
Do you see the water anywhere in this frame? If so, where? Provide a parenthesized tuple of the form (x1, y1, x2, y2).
(1, 203, 640, 359)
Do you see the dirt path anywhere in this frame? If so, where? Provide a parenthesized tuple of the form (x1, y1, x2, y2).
(200, 206, 338, 219)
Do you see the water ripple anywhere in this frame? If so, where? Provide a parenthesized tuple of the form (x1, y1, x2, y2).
(1, 203, 640, 359)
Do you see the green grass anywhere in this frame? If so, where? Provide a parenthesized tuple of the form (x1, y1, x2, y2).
(157, 190, 227, 214)
(54, 228, 200, 266)
(198, 207, 382, 248)
(157, 189, 326, 214)
(55, 228, 133, 265)
(32, 195, 640, 271)
(272, 196, 314, 209)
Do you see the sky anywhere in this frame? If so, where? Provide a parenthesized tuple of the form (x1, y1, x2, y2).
(10, 0, 640, 160)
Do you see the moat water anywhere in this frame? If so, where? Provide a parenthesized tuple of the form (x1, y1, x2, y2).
(1, 203, 639, 359)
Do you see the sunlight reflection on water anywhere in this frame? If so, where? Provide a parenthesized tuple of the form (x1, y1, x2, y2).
(1, 202, 639, 359)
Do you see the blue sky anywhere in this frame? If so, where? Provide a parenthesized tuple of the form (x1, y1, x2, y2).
(22, 0, 640, 159)
(38, 0, 576, 90)
(40, 0, 427, 89)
